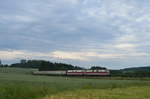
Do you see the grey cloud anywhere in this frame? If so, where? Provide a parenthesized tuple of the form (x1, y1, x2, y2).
(0, 0, 150, 68)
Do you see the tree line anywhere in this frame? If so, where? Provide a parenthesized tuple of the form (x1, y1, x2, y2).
(1, 59, 150, 77)
(110, 69, 150, 77)
(0, 59, 107, 71)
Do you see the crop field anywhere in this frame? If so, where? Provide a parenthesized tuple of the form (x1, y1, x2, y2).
(0, 67, 150, 99)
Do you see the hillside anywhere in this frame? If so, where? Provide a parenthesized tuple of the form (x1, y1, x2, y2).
(122, 66, 150, 71)
(110, 66, 150, 77)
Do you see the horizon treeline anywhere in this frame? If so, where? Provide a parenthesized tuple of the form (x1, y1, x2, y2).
(0, 59, 107, 71)
(1, 59, 150, 77)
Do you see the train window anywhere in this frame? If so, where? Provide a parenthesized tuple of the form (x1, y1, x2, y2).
(101, 70, 106, 72)
(68, 70, 73, 72)
(86, 70, 92, 72)
(98, 70, 102, 72)
(77, 70, 83, 72)
(73, 70, 76, 72)
(76, 70, 79, 72)
(94, 70, 97, 72)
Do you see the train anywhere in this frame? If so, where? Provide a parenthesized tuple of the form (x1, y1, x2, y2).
(33, 69, 110, 76)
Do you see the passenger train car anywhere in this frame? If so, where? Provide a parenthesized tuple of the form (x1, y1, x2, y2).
(33, 69, 110, 76)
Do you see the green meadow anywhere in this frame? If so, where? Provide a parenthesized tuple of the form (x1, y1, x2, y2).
(0, 67, 150, 99)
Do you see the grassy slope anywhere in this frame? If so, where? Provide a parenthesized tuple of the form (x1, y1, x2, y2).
(44, 86, 150, 99)
(0, 67, 150, 99)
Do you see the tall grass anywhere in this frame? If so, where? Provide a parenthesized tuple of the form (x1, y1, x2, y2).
(0, 67, 150, 99)
(43, 86, 150, 99)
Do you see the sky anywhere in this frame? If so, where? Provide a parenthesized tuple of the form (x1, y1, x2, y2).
(0, 0, 150, 69)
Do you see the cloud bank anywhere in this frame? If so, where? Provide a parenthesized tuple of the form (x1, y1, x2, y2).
(0, 0, 150, 68)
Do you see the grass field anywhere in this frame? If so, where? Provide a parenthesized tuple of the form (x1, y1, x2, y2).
(0, 67, 150, 99)
(43, 86, 150, 99)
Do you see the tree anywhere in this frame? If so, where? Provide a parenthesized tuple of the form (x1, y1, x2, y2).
(0, 60, 2, 67)
(9, 59, 84, 70)
(90, 66, 107, 70)
(20, 59, 27, 64)
(0, 60, 1, 65)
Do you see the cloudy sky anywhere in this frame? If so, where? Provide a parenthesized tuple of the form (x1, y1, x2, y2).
(0, 0, 150, 69)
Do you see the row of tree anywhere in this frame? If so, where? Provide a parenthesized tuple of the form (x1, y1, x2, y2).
(0, 60, 9, 67)
(110, 69, 150, 77)
(0, 60, 107, 71)
(1, 59, 150, 77)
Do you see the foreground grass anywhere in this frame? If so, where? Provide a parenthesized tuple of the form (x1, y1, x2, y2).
(43, 86, 150, 99)
(0, 67, 150, 99)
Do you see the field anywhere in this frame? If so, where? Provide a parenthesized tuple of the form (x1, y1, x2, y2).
(0, 67, 150, 99)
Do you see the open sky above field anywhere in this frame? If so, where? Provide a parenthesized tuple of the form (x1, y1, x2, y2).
(0, 0, 150, 69)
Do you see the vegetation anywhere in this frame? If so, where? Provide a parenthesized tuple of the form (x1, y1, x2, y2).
(43, 86, 150, 99)
(0, 59, 108, 71)
(0, 67, 150, 99)
(0, 60, 84, 70)
(90, 66, 107, 70)
(110, 66, 150, 77)
(0, 60, 150, 99)
(1, 59, 150, 77)
(39, 62, 83, 71)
